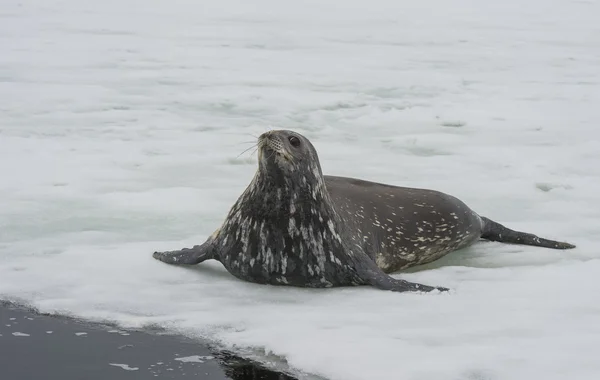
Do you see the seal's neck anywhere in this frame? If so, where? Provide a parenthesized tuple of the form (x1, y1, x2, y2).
(215, 167, 359, 288)
(244, 167, 337, 222)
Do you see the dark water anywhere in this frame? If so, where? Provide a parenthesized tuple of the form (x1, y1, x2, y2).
(0, 302, 296, 380)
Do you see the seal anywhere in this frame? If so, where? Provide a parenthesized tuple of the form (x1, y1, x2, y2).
(153, 130, 575, 293)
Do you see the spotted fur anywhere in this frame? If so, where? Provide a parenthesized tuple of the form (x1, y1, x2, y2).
(153, 130, 575, 293)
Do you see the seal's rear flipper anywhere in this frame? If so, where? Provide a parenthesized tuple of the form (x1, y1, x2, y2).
(481, 217, 575, 249)
(153, 241, 216, 265)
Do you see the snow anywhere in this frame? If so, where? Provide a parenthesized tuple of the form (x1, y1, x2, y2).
(1, 0, 599, 379)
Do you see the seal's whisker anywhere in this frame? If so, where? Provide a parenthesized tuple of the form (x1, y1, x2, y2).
(237, 143, 258, 158)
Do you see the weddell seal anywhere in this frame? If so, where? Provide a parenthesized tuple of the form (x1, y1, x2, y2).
(153, 130, 575, 293)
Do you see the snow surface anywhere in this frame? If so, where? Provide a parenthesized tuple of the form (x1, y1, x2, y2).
(1, 0, 600, 379)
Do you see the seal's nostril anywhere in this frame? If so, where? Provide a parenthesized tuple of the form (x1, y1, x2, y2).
(259, 131, 273, 141)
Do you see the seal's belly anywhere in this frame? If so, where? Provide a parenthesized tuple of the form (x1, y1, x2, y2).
(325, 175, 484, 273)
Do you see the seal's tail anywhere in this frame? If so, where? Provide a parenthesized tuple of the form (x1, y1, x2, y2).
(480, 217, 575, 249)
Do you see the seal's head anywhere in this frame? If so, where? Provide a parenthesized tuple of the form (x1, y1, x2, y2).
(257, 130, 323, 178)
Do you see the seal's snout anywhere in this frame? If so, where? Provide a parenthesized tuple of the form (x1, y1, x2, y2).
(258, 130, 272, 141)
(258, 130, 287, 156)
(258, 130, 279, 143)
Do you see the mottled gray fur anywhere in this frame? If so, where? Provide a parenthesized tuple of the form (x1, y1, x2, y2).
(153, 130, 575, 293)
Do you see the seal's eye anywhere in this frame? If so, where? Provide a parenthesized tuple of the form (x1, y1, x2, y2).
(288, 135, 301, 148)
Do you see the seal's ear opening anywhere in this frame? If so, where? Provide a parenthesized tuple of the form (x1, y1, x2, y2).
(288, 135, 301, 148)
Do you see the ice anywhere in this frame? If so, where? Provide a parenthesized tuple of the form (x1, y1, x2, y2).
(175, 355, 214, 363)
(108, 363, 139, 371)
(1, 0, 599, 380)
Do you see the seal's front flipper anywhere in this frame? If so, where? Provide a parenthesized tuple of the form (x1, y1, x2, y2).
(356, 259, 448, 293)
(153, 241, 215, 265)
(481, 217, 576, 250)
(372, 273, 449, 293)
